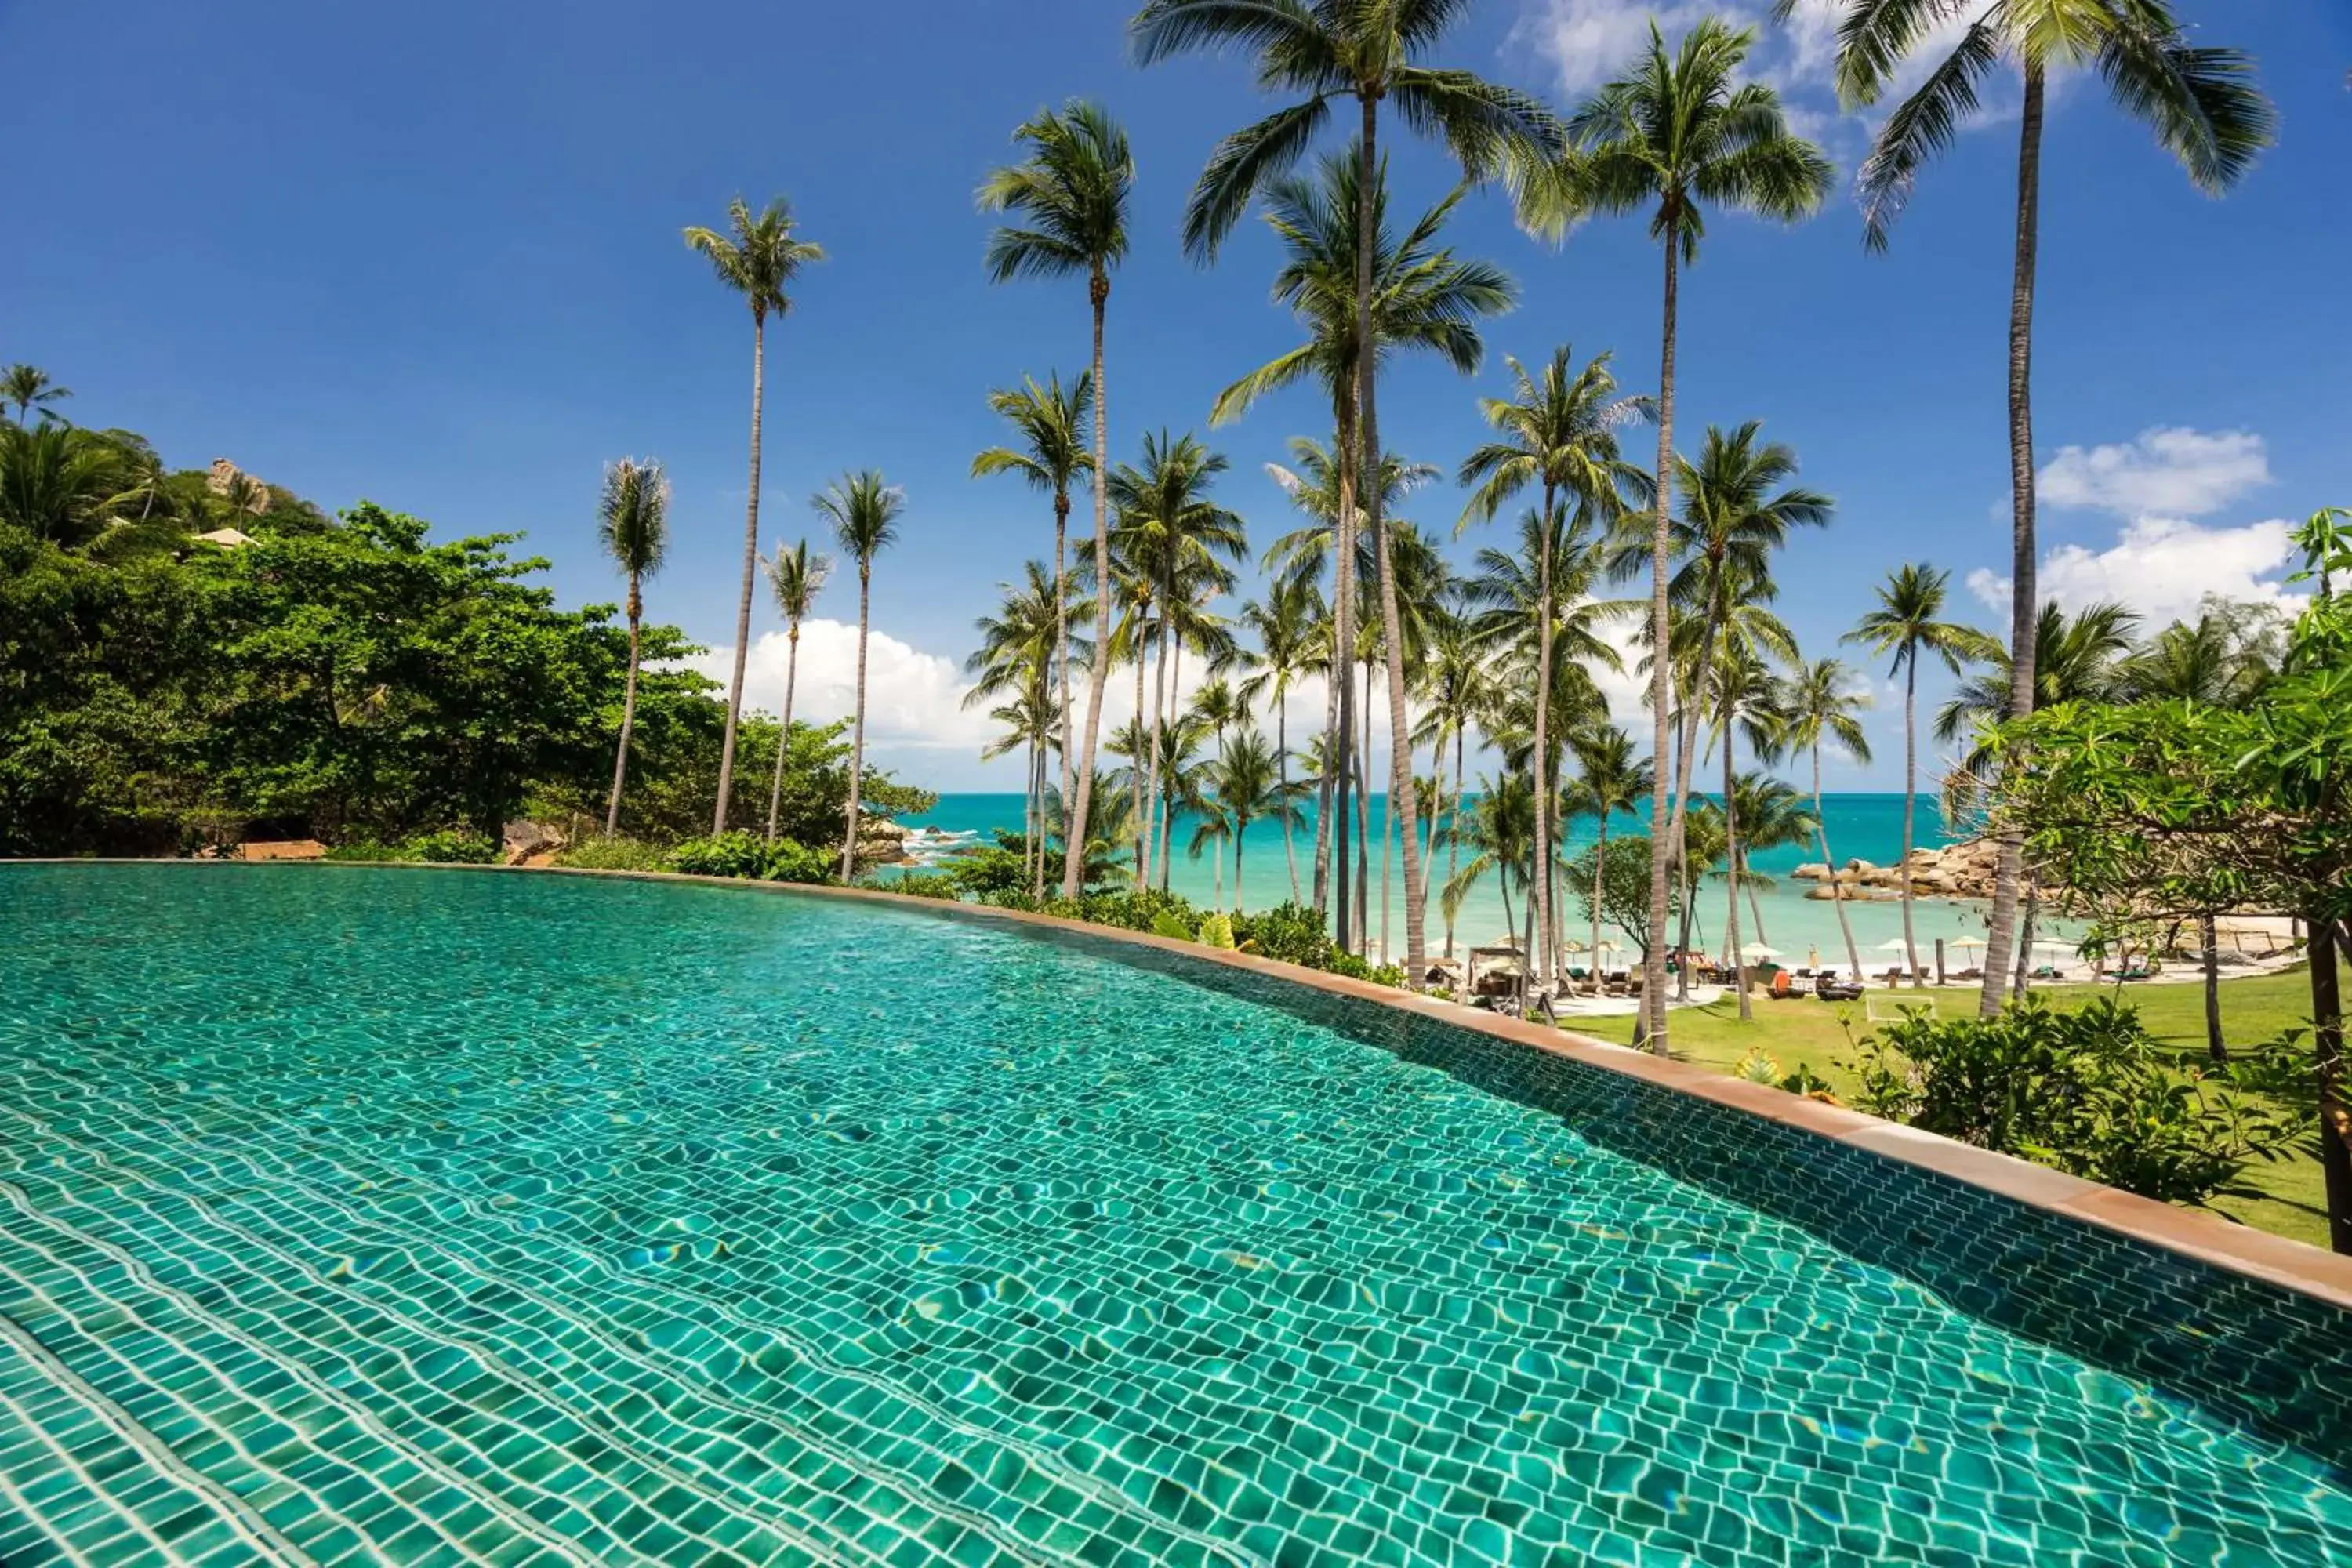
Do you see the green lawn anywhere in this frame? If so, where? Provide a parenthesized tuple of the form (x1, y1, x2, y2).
(1563, 966, 2336, 1250)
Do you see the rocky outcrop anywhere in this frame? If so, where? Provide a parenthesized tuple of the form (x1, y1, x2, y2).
(858, 817, 913, 866)
(502, 820, 568, 867)
(1792, 837, 2004, 900)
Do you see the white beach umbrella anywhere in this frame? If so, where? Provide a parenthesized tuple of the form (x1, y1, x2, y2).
(1949, 935, 1987, 953)
(1740, 942, 1781, 960)
(1875, 937, 1918, 953)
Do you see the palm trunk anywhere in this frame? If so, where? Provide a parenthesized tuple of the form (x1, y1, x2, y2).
(1591, 814, 1607, 992)
(838, 568, 872, 881)
(1724, 725, 1751, 1022)
(1643, 223, 1682, 1051)
(1331, 405, 1358, 951)
(715, 312, 767, 832)
(1131, 638, 1149, 887)
(1746, 875, 1769, 950)
(1668, 592, 1727, 1008)
(1234, 825, 1245, 914)
(1357, 96, 1426, 985)
(2309, 916, 2352, 1254)
(1053, 488, 1073, 878)
(1816, 742, 1860, 978)
(2013, 878, 2042, 998)
(1312, 670, 1336, 915)
(1279, 693, 1301, 903)
(1145, 590, 1171, 892)
(1901, 656, 1922, 988)
(1531, 487, 1557, 991)
(764, 622, 803, 841)
(1980, 63, 2045, 1016)
(1062, 275, 1112, 898)
(1356, 662, 1374, 955)
(2202, 912, 2225, 1062)
(604, 578, 644, 836)
(1446, 729, 1465, 960)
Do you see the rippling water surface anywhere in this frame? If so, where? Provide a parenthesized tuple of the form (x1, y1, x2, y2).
(2, 864, 2346, 1566)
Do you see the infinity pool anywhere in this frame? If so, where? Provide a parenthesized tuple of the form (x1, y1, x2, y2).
(3, 864, 2347, 1566)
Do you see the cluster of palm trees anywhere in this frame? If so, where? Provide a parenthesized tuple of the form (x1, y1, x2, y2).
(934, 0, 2270, 1053)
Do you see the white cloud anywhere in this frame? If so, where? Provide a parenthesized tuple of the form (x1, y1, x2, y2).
(1512, 0, 1723, 97)
(1965, 516, 2307, 626)
(689, 619, 996, 753)
(2038, 427, 2271, 519)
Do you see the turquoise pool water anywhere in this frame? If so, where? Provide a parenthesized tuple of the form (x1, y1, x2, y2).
(2, 864, 2347, 1566)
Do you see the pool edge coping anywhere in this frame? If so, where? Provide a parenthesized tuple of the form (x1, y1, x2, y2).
(17, 855, 2352, 1315)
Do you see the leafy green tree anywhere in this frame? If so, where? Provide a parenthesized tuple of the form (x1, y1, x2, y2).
(683, 195, 826, 832)
(1567, 831, 1671, 963)
(1134, 0, 1563, 989)
(1459, 345, 1649, 985)
(813, 471, 903, 880)
(1791, 0, 2274, 1018)
(2, 364, 71, 425)
(0, 423, 141, 551)
(1847, 564, 2001, 988)
(762, 539, 831, 842)
(979, 100, 1133, 899)
(1566, 17, 1830, 1047)
(1565, 726, 1653, 989)
(1779, 655, 1873, 979)
(972, 370, 1094, 829)
(596, 459, 670, 835)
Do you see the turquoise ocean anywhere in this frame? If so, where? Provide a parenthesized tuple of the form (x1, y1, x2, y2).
(898, 791, 2053, 970)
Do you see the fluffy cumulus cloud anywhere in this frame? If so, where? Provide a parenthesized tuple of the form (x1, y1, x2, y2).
(1963, 424, 2299, 626)
(688, 620, 997, 754)
(1965, 517, 2307, 627)
(2035, 426, 2272, 518)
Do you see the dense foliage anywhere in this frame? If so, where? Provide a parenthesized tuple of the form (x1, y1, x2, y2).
(0, 419, 931, 856)
(1842, 999, 2307, 1208)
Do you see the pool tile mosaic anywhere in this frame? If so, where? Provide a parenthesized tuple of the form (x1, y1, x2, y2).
(2, 862, 2349, 1566)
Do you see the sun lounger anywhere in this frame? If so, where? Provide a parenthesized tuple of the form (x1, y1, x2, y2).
(1815, 974, 1864, 1002)
(1768, 971, 1795, 999)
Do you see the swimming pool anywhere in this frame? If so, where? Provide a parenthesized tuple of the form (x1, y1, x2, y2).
(3, 863, 2347, 1565)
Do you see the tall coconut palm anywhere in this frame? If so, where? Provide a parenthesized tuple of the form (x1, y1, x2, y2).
(1437, 772, 1538, 1006)
(1848, 564, 2002, 988)
(1109, 431, 1247, 887)
(1236, 575, 1328, 902)
(1791, 0, 2272, 1015)
(1202, 727, 1306, 912)
(1619, 423, 1828, 1000)
(966, 561, 1086, 891)
(1459, 345, 1650, 986)
(1, 364, 71, 426)
(1567, 725, 1653, 993)
(980, 100, 1134, 900)
(814, 471, 904, 880)
(684, 197, 826, 832)
(1134, 0, 1563, 988)
(1702, 646, 1788, 1021)
(761, 540, 833, 843)
(1412, 604, 1497, 960)
(1779, 656, 1873, 980)
(1213, 146, 1513, 956)
(972, 371, 1094, 843)
(596, 459, 671, 836)
(1729, 771, 1814, 952)
(1566, 18, 1830, 1048)
(0, 423, 140, 549)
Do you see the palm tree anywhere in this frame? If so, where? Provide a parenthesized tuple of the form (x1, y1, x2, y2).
(596, 459, 671, 836)
(972, 371, 1094, 844)
(1200, 728, 1305, 911)
(1936, 600, 2139, 789)
(762, 540, 833, 843)
(2123, 608, 2277, 706)
(1212, 145, 1514, 960)
(1779, 656, 1872, 981)
(1044, 768, 1138, 891)
(813, 472, 904, 880)
(1, 364, 71, 426)
(1134, 0, 1563, 989)
(1566, 725, 1653, 993)
(1459, 345, 1650, 987)
(1411, 600, 1495, 960)
(684, 196, 826, 833)
(967, 561, 1089, 889)
(980, 101, 1134, 900)
(1236, 577, 1327, 902)
(1567, 17, 1830, 1049)
(0, 423, 139, 549)
(1437, 772, 1538, 1006)
(1791, 0, 2272, 1015)
(1728, 769, 1813, 952)
(1109, 431, 1247, 889)
(1848, 564, 2002, 989)
(1703, 647, 1789, 1021)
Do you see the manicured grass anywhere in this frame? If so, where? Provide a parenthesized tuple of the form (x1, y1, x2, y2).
(1564, 965, 2337, 1251)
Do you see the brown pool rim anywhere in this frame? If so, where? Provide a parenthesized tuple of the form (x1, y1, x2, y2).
(16, 855, 2352, 1316)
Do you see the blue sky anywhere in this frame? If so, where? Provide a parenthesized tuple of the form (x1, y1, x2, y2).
(5, 1, 2348, 791)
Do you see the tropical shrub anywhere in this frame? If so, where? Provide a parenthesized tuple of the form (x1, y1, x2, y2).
(881, 871, 961, 901)
(941, 835, 1030, 898)
(1230, 902, 1330, 967)
(1842, 998, 2306, 1206)
(397, 827, 499, 864)
(554, 836, 670, 872)
(664, 831, 833, 884)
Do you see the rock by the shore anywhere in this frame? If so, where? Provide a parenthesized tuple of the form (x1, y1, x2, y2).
(502, 819, 568, 866)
